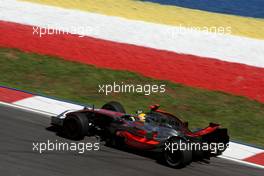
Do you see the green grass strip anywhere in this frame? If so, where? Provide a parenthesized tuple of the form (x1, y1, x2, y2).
(0, 48, 263, 147)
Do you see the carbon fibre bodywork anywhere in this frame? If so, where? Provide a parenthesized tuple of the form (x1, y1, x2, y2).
(51, 104, 229, 154)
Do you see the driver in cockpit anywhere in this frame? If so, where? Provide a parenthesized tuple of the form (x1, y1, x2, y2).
(138, 113, 146, 123)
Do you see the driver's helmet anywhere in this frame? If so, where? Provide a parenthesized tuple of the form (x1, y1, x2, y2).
(138, 113, 146, 122)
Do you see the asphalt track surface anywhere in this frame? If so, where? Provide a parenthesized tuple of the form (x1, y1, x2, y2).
(0, 104, 263, 176)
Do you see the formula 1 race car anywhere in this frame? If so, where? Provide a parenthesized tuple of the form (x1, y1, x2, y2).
(51, 102, 229, 168)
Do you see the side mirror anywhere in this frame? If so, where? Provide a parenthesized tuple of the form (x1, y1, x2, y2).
(149, 104, 160, 111)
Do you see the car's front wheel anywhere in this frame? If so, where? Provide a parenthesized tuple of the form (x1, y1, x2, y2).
(63, 113, 89, 140)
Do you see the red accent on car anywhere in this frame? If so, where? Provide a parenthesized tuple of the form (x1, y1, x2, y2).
(94, 109, 125, 118)
(152, 131, 158, 139)
(186, 125, 219, 137)
(149, 104, 160, 111)
(136, 129, 147, 136)
(117, 131, 160, 149)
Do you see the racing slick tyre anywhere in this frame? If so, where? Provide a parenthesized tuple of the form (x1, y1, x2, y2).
(162, 138, 192, 168)
(101, 101, 126, 113)
(63, 113, 89, 140)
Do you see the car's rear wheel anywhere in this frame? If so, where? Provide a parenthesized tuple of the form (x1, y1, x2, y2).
(163, 138, 192, 168)
(101, 101, 126, 113)
(63, 113, 89, 140)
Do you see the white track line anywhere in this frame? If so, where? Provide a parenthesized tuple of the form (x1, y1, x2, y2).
(1, 0, 264, 68)
(14, 96, 84, 115)
(223, 142, 263, 159)
(0, 101, 55, 117)
(219, 155, 264, 169)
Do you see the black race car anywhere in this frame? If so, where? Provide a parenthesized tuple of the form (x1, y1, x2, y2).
(51, 101, 229, 168)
